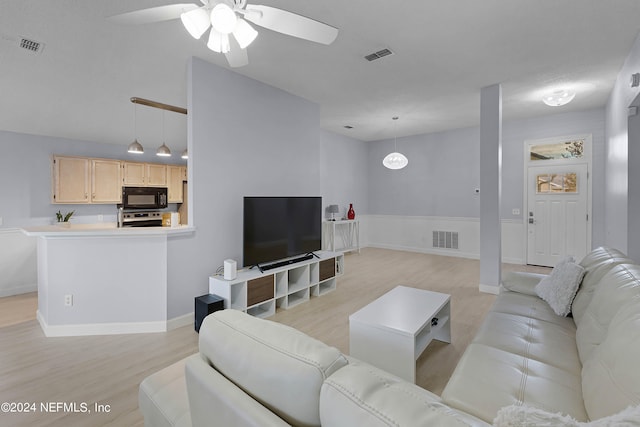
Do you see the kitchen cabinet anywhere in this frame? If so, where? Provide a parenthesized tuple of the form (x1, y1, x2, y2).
(123, 162, 146, 186)
(168, 165, 186, 203)
(146, 163, 167, 187)
(53, 156, 90, 203)
(123, 162, 167, 187)
(91, 159, 122, 203)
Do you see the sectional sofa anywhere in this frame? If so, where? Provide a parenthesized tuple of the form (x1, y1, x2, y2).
(139, 247, 640, 426)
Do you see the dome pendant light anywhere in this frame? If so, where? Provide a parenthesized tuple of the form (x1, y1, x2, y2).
(128, 103, 144, 154)
(156, 111, 171, 157)
(383, 116, 408, 170)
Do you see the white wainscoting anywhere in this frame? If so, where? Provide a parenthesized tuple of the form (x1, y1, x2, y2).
(0, 228, 37, 297)
(360, 215, 525, 264)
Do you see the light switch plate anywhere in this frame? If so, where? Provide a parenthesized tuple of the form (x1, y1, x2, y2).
(0, 217, 3, 226)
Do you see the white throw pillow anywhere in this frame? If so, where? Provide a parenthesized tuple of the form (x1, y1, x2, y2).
(535, 256, 585, 317)
(493, 404, 640, 427)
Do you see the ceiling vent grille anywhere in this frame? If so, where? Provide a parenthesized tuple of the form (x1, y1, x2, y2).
(19, 37, 43, 53)
(364, 48, 393, 62)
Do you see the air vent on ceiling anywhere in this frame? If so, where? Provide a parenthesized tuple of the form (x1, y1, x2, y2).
(19, 37, 43, 53)
(364, 48, 394, 62)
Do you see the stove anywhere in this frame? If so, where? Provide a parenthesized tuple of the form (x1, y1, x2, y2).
(120, 211, 163, 227)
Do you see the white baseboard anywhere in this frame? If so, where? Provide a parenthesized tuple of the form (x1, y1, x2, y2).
(367, 242, 479, 260)
(0, 284, 37, 297)
(37, 310, 168, 337)
(167, 312, 193, 331)
(479, 284, 500, 295)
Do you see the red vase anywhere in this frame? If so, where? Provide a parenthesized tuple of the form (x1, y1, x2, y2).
(347, 203, 355, 220)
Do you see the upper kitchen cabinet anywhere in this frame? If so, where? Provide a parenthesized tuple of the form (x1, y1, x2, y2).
(168, 165, 186, 203)
(53, 156, 90, 203)
(91, 159, 122, 203)
(53, 156, 122, 204)
(146, 163, 167, 187)
(123, 162, 167, 187)
(123, 162, 146, 186)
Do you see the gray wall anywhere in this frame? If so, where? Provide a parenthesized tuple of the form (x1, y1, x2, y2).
(366, 108, 606, 247)
(605, 32, 640, 253)
(166, 57, 353, 318)
(319, 129, 369, 219)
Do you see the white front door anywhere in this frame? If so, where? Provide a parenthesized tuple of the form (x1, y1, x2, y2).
(526, 163, 589, 267)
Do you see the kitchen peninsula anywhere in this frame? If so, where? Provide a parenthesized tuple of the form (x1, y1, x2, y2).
(22, 224, 194, 337)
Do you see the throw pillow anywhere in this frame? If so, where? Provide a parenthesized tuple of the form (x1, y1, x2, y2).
(493, 404, 579, 427)
(494, 404, 640, 427)
(535, 256, 586, 317)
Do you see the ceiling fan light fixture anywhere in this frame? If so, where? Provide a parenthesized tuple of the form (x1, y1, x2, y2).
(210, 3, 237, 34)
(207, 29, 230, 53)
(181, 7, 211, 39)
(542, 89, 576, 107)
(233, 18, 258, 49)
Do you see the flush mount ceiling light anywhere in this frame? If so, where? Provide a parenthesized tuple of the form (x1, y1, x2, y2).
(108, 0, 338, 68)
(181, 149, 188, 159)
(128, 103, 144, 154)
(542, 89, 576, 107)
(383, 117, 408, 170)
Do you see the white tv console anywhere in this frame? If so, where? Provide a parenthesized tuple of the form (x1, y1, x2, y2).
(209, 251, 344, 318)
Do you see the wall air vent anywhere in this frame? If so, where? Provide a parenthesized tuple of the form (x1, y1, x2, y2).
(364, 48, 394, 62)
(19, 37, 43, 53)
(433, 231, 459, 250)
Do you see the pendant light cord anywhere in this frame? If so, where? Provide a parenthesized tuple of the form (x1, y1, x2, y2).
(393, 116, 399, 150)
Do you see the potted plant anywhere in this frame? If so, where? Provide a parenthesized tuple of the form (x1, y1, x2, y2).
(56, 210, 74, 227)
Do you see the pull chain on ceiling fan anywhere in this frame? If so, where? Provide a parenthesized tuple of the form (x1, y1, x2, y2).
(108, 0, 339, 68)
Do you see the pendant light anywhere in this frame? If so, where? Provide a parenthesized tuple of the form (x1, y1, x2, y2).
(383, 116, 408, 170)
(156, 110, 171, 157)
(127, 103, 144, 154)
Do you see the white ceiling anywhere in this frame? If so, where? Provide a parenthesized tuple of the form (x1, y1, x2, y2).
(1, 0, 640, 149)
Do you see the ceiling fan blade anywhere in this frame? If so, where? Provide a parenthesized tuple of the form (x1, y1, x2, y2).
(224, 37, 249, 68)
(244, 5, 338, 45)
(107, 3, 199, 25)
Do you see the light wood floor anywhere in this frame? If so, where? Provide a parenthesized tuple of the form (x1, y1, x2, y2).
(0, 248, 549, 427)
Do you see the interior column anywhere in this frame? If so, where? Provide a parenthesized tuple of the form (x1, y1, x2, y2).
(479, 84, 502, 294)
(628, 105, 640, 262)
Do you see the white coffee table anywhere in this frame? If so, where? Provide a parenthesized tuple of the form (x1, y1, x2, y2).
(349, 286, 451, 383)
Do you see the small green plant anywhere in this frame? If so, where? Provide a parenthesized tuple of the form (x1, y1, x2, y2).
(56, 210, 75, 222)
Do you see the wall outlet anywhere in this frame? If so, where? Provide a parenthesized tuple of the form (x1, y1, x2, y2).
(512, 208, 521, 215)
(64, 294, 73, 307)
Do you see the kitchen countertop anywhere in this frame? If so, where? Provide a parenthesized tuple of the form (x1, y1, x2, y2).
(22, 223, 195, 237)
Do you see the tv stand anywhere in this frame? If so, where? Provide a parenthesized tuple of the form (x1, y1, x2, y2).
(210, 251, 344, 319)
(256, 253, 317, 273)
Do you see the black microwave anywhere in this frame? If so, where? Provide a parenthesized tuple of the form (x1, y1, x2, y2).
(122, 186, 168, 210)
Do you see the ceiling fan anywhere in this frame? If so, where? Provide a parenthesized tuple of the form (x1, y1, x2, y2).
(108, 0, 339, 68)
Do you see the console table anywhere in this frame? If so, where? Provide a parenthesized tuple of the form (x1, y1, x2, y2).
(324, 220, 360, 253)
(209, 251, 344, 319)
(349, 286, 451, 383)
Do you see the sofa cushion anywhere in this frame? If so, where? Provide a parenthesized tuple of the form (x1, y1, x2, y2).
(534, 256, 585, 316)
(582, 302, 640, 420)
(575, 263, 640, 363)
(320, 359, 491, 427)
(197, 310, 348, 427)
(572, 250, 633, 327)
(441, 292, 588, 423)
(501, 271, 547, 296)
(139, 355, 193, 427)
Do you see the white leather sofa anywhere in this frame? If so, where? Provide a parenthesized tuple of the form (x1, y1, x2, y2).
(139, 247, 640, 426)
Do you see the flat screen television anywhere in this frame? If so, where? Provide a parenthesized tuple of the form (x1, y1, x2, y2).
(243, 196, 322, 268)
